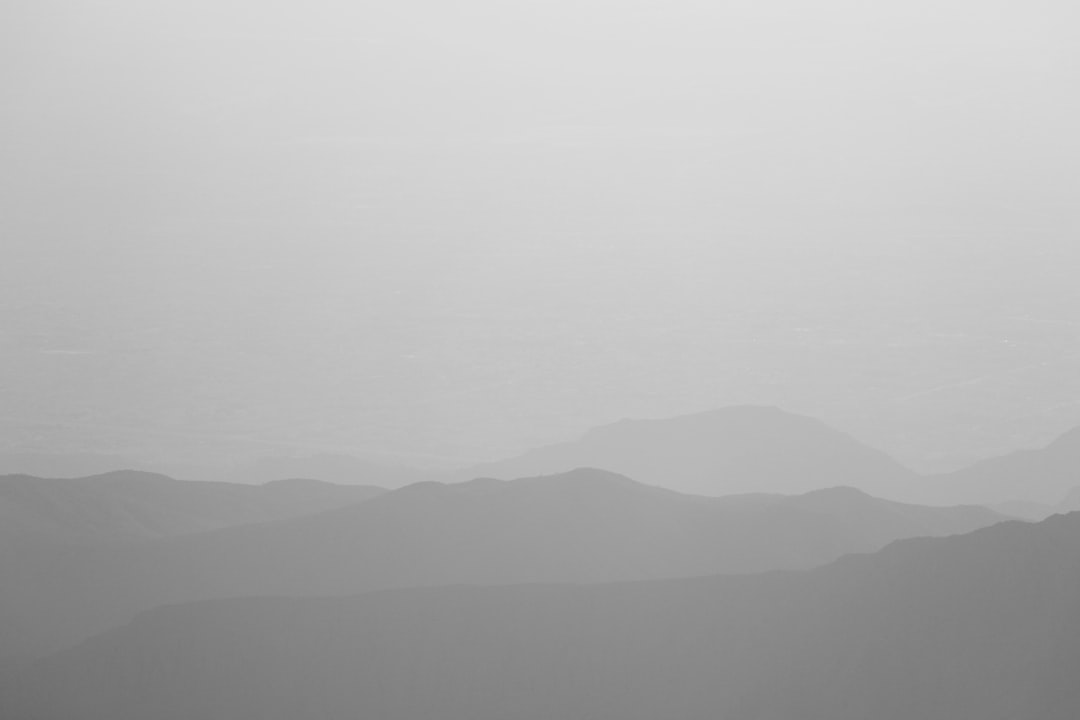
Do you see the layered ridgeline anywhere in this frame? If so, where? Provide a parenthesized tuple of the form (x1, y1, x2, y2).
(932, 425, 1080, 506)
(7, 407, 1078, 511)
(13, 512, 1080, 720)
(466, 406, 1080, 507)
(466, 406, 917, 497)
(0, 468, 1003, 660)
(0, 471, 385, 542)
(0, 452, 438, 490)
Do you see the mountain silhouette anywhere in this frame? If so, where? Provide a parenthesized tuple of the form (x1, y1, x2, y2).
(991, 498, 1059, 521)
(13, 512, 1080, 720)
(0, 452, 144, 479)
(220, 454, 437, 487)
(1055, 486, 1080, 514)
(466, 406, 916, 496)
(926, 424, 1080, 505)
(0, 468, 1003, 661)
(0, 471, 385, 543)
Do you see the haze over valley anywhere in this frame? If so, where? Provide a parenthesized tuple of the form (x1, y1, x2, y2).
(5, 0, 1080, 475)
(5, 0, 1080, 717)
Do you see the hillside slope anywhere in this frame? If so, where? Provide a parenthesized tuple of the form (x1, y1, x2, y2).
(12, 513, 1079, 720)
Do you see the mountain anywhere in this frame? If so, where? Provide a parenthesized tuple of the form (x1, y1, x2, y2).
(0, 468, 1004, 661)
(466, 406, 916, 496)
(13, 512, 1080, 720)
(1059, 486, 1080, 513)
(926, 425, 1080, 505)
(991, 499, 1059, 521)
(0, 452, 141, 480)
(0, 471, 385, 543)
(219, 454, 437, 487)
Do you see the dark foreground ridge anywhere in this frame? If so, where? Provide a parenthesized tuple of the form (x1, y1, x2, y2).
(0, 467, 1003, 659)
(9, 512, 1080, 720)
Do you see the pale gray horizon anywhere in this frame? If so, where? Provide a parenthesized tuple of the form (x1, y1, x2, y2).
(3, 0, 1080, 475)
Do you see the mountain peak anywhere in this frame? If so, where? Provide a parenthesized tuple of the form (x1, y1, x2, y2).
(77, 470, 180, 485)
(469, 406, 910, 497)
(1045, 424, 1080, 455)
(261, 477, 338, 489)
(392, 476, 509, 498)
(782, 486, 877, 511)
(584, 405, 817, 441)
(395, 468, 642, 499)
(515, 467, 645, 492)
(796, 485, 872, 500)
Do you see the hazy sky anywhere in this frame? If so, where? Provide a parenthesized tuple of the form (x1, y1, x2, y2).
(3, 0, 1080, 471)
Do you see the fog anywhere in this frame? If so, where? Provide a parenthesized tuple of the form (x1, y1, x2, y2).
(4, 0, 1080, 472)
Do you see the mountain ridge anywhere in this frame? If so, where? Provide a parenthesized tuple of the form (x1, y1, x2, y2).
(0, 467, 1005, 660)
(0, 470, 385, 543)
(11, 511, 1078, 720)
(465, 405, 916, 497)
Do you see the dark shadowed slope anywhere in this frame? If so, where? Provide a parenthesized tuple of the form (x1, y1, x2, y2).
(0, 471, 385, 543)
(467, 406, 916, 496)
(13, 513, 1080, 720)
(0, 468, 1005, 660)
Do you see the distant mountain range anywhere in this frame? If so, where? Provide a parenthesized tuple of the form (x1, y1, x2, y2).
(0, 452, 436, 488)
(465, 406, 917, 496)
(218, 454, 436, 487)
(2, 406, 1078, 719)
(13, 511, 1079, 720)
(6, 406, 1080, 509)
(0, 471, 384, 543)
(930, 425, 1080, 505)
(0, 453, 144, 481)
(466, 405, 1080, 507)
(0, 467, 1003, 661)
